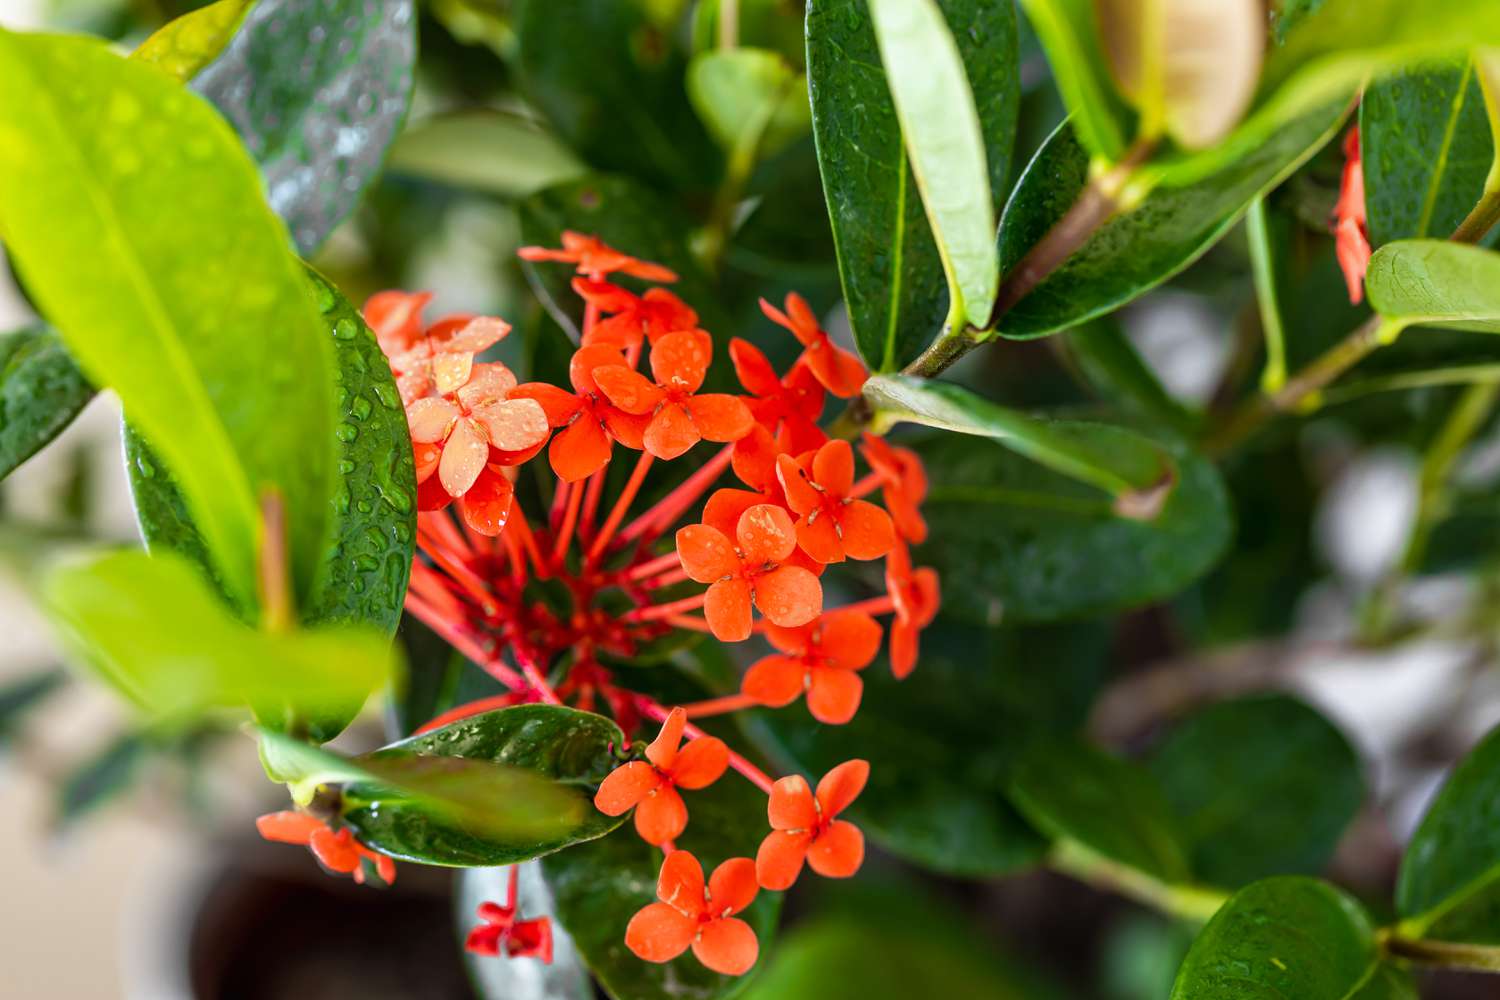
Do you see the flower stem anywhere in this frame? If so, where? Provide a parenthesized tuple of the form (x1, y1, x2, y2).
(627, 550, 682, 582)
(627, 593, 707, 623)
(1048, 839, 1226, 924)
(551, 479, 585, 568)
(837, 595, 896, 617)
(589, 451, 655, 564)
(402, 593, 525, 690)
(1382, 932, 1500, 972)
(1452, 184, 1500, 244)
(679, 693, 758, 718)
(257, 490, 293, 632)
(415, 693, 523, 734)
(617, 444, 734, 545)
(512, 642, 562, 705)
(637, 698, 776, 795)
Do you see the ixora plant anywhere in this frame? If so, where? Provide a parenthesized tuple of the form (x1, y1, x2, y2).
(11, 0, 1500, 997)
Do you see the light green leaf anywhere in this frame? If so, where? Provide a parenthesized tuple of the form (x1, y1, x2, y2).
(132, 0, 253, 82)
(0, 31, 336, 614)
(1367, 239, 1500, 334)
(687, 47, 809, 160)
(386, 111, 586, 199)
(868, 0, 999, 330)
(1016, 0, 1133, 160)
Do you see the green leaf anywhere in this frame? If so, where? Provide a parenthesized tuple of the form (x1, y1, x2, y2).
(132, 0, 252, 82)
(515, 0, 721, 192)
(1170, 877, 1400, 1000)
(1011, 736, 1191, 884)
(0, 326, 94, 481)
(745, 617, 1107, 877)
(995, 101, 1346, 338)
(191, 0, 418, 254)
(55, 731, 150, 830)
(0, 30, 336, 615)
(386, 111, 586, 199)
(1016, 0, 1133, 160)
(460, 864, 594, 1000)
(867, 0, 999, 331)
(341, 705, 625, 867)
(916, 425, 1231, 623)
(1149, 694, 1364, 888)
(1362, 58, 1497, 248)
(1063, 320, 1196, 435)
(543, 773, 781, 1000)
(1367, 239, 1500, 334)
(864, 374, 1175, 516)
(807, 0, 1017, 369)
(687, 48, 809, 160)
(0, 668, 66, 744)
(1396, 721, 1500, 941)
(39, 548, 390, 724)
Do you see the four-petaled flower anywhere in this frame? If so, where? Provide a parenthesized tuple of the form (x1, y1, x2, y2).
(760, 293, 867, 398)
(388, 315, 511, 406)
(625, 851, 760, 975)
(885, 540, 940, 679)
(729, 337, 826, 452)
(520, 231, 678, 282)
(1333, 128, 1371, 305)
(407, 362, 551, 502)
(363, 289, 433, 357)
(860, 433, 929, 543)
(512, 345, 650, 481)
(777, 439, 895, 563)
(593, 330, 754, 460)
(595, 707, 730, 845)
(465, 901, 554, 963)
(256, 811, 396, 886)
(742, 611, 882, 724)
(755, 760, 868, 890)
(677, 503, 823, 641)
(574, 278, 700, 351)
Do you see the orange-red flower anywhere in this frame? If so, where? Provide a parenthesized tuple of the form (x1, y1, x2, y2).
(860, 433, 928, 544)
(363, 289, 433, 356)
(760, 293, 866, 398)
(676, 503, 823, 641)
(1334, 128, 1371, 305)
(511, 345, 651, 482)
(777, 439, 895, 563)
(407, 362, 550, 501)
(755, 760, 868, 890)
(742, 611, 882, 724)
(466, 901, 553, 962)
(256, 811, 396, 885)
(594, 707, 730, 845)
(593, 330, 754, 460)
(625, 851, 760, 976)
(885, 540, 940, 679)
(574, 278, 700, 351)
(730, 337, 825, 451)
(519, 231, 678, 282)
(386, 315, 511, 406)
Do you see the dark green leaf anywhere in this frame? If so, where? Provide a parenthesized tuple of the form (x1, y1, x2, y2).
(1064, 320, 1196, 435)
(1149, 694, 1364, 887)
(55, 732, 149, 830)
(1362, 59, 1496, 247)
(132, 0, 251, 82)
(1170, 877, 1395, 1000)
(807, 0, 1018, 369)
(917, 426, 1231, 623)
(1015, 0, 1133, 160)
(0, 31, 336, 614)
(0, 668, 66, 744)
(1011, 737, 1191, 883)
(543, 773, 780, 1000)
(386, 111, 586, 199)
(0, 326, 94, 481)
(1367, 240, 1500, 334)
(191, 0, 418, 254)
(342, 705, 624, 867)
(995, 102, 1346, 338)
(746, 617, 1107, 876)
(460, 863, 594, 1000)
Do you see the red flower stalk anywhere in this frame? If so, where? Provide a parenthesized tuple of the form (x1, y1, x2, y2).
(742, 611, 882, 724)
(756, 760, 868, 890)
(1334, 127, 1372, 305)
(759, 293, 867, 398)
(625, 851, 760, 975)
(256, 811, 396, 886)
(594, 707, 730, 845)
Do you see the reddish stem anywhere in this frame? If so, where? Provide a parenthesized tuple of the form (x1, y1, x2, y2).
(679, 693, 758, 718)
(643, 567, 692, 590)
(551, 479, 586, 568)
(580, 467, 606, 543)
(402, 593, 525, 690)
(506, 498, 546, 579)
(617, 445, 734, 545)
(416, 693, 523, 734)
(512, 642, 562, 705)
(507, 863, 519, 911)
(589, 451, 655, 564)
(637, 698, 776, 795)
(627, 550, 681, 581)
(664, 614, 715, 634)
(415, 531, 498, 616)
(850, 472, 883, 500)
(837, 595, 897, 617)
(627, 593, 706, 622)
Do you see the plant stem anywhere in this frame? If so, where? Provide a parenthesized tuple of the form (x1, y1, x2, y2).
(1048, 840, 1227, 923)
(1451, 185, 1500, 245)
(1382, 933, 1500, 972)
(1246, 197, 1288, 394)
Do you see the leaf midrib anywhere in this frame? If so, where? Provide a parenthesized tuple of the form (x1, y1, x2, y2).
(1415, 59, 1476, 238)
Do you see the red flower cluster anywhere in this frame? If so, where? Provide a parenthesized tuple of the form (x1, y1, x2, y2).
(261, 234, 940, 979)
(255, 811, 396, 885)
(1334, 127, 1372, 305)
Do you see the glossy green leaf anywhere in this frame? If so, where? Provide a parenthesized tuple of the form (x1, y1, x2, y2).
(746, 618, 1107, 877)
(0, 31, 336, 614)
(515, 0, 721, 192)
(1362, 58, 1497, 247)
(995, 101, 1346, 338)
(342, 705, 624, 867)
(1170, 877, 1400, 1000)
(867, 0, 998, 331)
(39, 549, 390, 723)
(543, 773, 780, 1000)
(55, 731, 149, 830)
(687, 48, 809, 160)
(0, 326, 94, 481)
(1063, 320, 1196, 435)
(1016, 0, 1133, 160)
(807, 0, 1017, 369)
(132, 0, 252, 82)
(1011, 737, 1191, 883)
(0, 668, 66, 744)
(460, 864, 594, 1000)
(1149, 695, 1364, 888)
(1367, 240, 1500, 334)
(386, 111, 586, 199)
(916, 425, 1231, 623)
(865, 374, 1175, 515)
(191, 0, 417, 254)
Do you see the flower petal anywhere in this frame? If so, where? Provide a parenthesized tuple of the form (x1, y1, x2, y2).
(459, 465, 515, 537)
(593, 365, 665, 415)
(472, 397, 550, 452)
(755, 829, 812, 890)
(644, 403, 701, 460)
(812, 439, 855, 496)
(635, 785, 689, 845)
(438, 418, 490, 497)
(890, 620, 918, 679)
(549, 415, 612, 482)
(309, 827, 360, 873)
(363, 290, 431, 353)
(707, 857, 759, 916)
(702, 488, 763, 539)
(569, 344, 630, 395)
(741, 655, 806, 708)
(624, 902, 696, 964)
(650, 330, 712, 392)
(731, 424, 780, 492)
(767, 774, 818, 831)
(837, 500, 895, 561)
(657, 849, 706, 915)
(601, 406, 651, 450)
(816, 759, 869, 817)
(752, 565, 822, 627)
(806, 667, 862, 725)
(729, 337, 782, 397)
(646, 707, 686, 771)
(406, 397, 459, 443)
(593, 760, 660, 816)
(432, 351, 474, 395)
(456, 361, 518, 409)
(736, 503, 797, 564)
(676, 524, 739, 582)
(445, 316, 510, 354)
(686, 394, 754, 443)
(820, 611, 883, 669)
(255, 811, 322, 845)
(795, 513, 845, 564)
(704, 578, 754, 642)
(693, 917, 758, 976)
(807, 819, 865, 878)
(775, 453, 821, 515)
(511, 382, 582, 426)
(672, 736, 730, 790)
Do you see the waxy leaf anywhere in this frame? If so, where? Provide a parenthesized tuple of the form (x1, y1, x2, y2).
(1149, 695, 1364, 888)
(1064, 320, 1196, 434)
(1016, 0, 1133, 160)
(808, 0, 1017, 369)
(687, 48, 809, 161)
(459, 864, 594, 1000)
(342, 706, 624, 867)
(132, 0, 252, 82)
(995, 102, 1346, 338)
(0, 31, 335, 613)
(747, 618, 1108, 877)
(386, 111, 586, 199)
(1367, 240, 1500, 334)
(544, 773, 781, 1000)
(0, 326, 94, 481)
(1170, 877, 1408, 1000)
(916, 425, 1231, 623)
(1011, 737, 1191, 884)
(191, 0, 418, 255)
(1362, 59, 1497, 247)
